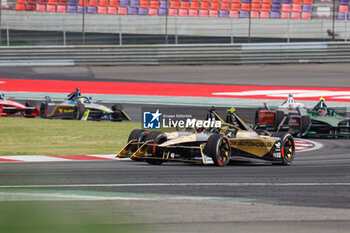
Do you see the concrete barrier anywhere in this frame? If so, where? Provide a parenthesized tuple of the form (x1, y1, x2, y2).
(1, 42, 350, 65)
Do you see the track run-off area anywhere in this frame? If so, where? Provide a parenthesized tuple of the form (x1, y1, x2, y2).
(0, 64, 350, 233)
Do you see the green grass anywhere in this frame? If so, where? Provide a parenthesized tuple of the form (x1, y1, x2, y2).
(0, 201, 144, 233)
(0, 118, 141, 156)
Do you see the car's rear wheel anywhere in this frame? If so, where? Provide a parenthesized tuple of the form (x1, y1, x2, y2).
(205, 134, 231, 167)
(40, 102, 47, 118)
(111, 104, 122, 121)
(300, 115, 311, 136)
(254, 109, 261, 127)
(274, 132, 295, 165)
(144, 131, 167, 165)
(274, 110, 285, 131)
(24, 101, 35, 117)
(73, 103, 85, 120)
(127, 129, 149, 152)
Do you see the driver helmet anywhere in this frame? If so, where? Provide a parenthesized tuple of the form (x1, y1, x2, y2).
(317, 109, 326, 116)
(226, 107, 236, 114)
(319, 97, 325, 102)
(286, 94, 296, 109)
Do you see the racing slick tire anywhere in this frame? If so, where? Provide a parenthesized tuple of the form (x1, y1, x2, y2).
(111, 104, 123, 121)
(205, 134, 231, 167)
(73, 103, 85, 120)
(254, 108, 263, 127)
(144, 131, 167, 165)
(127, 129, 149, 152)
(274, 110, 285, 131)
(24, 101, 35, 118)
(300, 115, 311, 137)
(273, 132, 295, 166)
(40, 102, 48, 118)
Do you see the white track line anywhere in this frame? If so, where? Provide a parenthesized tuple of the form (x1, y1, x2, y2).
(0, 192, 153, 201)
(0, 183, 349, 188)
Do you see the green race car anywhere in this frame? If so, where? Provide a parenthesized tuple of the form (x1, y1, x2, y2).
(305, 98, 350, 138)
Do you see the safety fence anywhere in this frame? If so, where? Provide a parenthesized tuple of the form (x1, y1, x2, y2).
(1, 9, 350, 45)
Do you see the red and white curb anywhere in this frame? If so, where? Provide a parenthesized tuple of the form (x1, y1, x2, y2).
(0, 154, 117, 163)
(294, 139, 323, 152)
(0, 140, 322, 163)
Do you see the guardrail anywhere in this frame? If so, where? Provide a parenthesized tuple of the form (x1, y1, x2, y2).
(1, 42, 350, 66)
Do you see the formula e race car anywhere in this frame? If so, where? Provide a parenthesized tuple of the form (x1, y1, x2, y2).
(0, 93, 39, 117)
(117, 107, 295, 166)
(40, 88, 131, 121)
(254, 94, 311, 137)
(117, 106, 250, 159)
(305, 97, 350, 137)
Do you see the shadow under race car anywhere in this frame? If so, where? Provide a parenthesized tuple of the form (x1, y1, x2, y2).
(0, 93, 39, 117)
(40, 88, 130, 121)
(117, 107, 295, 167)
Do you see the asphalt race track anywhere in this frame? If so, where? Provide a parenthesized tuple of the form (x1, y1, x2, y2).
(1, 64, 350, 87)
(0, 138, 350, 233)
(0, 64, 350, 233)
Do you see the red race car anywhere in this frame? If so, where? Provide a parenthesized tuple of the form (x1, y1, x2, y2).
(0, 93, 39, 117)
(254, 94, 311, 137)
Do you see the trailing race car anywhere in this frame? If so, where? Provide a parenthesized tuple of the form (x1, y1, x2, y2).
(255, 94, 311, 137)
(40, 88, 131, 121)
(117, 107, 295, 166)
(305, 97, 350, 137)
(0, 93, 39, 117)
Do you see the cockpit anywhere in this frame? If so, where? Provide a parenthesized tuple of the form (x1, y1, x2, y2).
(281, 94, 297, 109)
(74, 96, 92, 104)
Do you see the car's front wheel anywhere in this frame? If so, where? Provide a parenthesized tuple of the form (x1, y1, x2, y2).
(144, 131, 167, 165)
(40, 102, 47, 118)
(205, 134, 231, 167)
(73, 103, 85, 120)
(127, 129, 149, 153)
(274, 132, 295, 165)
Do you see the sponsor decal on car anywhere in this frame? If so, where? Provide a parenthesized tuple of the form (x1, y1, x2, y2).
(230, 140, 273, 147)
(58, 108, 74, 113)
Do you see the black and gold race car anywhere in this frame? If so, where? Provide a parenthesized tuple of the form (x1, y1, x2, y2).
(117, 107, 295, 166)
